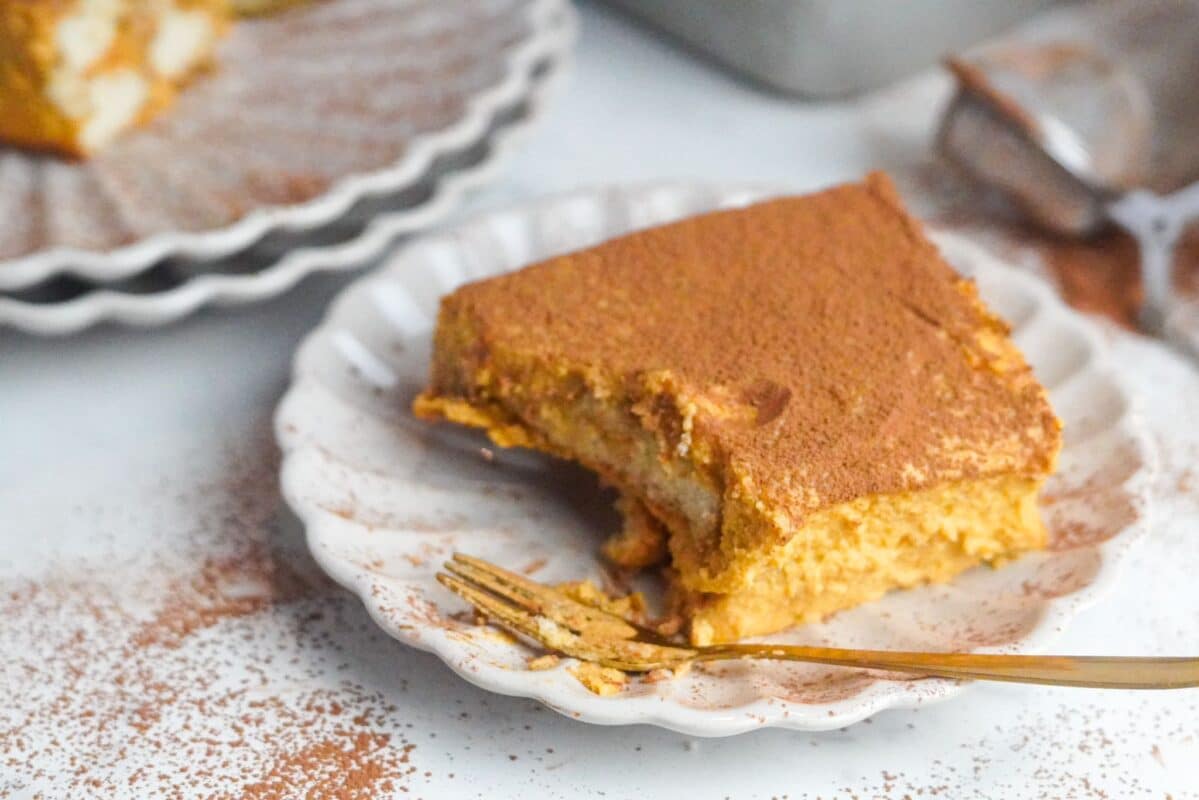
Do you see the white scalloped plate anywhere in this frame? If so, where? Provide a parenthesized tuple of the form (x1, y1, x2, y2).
(275, 183, 1154, 736)
(0, 41, 570, 335)
(0, 0, 571, 292)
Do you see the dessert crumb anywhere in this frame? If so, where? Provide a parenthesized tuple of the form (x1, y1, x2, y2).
(569, 662, 628, 696)
(555, 580, 647, 625)
(527, 654, 561, 671)
(643, 661, 691, 683)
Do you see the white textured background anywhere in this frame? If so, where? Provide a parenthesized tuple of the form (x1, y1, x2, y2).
(3, 2, 1197, 796)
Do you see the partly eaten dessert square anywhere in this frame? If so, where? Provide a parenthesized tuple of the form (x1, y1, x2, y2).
(414, 172, 1062, 645)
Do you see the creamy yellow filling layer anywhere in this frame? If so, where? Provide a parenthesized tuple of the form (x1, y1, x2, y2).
(668, 472, 1045, 644)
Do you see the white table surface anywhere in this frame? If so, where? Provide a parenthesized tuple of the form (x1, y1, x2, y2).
(4, 3, 1198, 797)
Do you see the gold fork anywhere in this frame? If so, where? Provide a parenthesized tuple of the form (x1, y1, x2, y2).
(437, 553, 1199, 689)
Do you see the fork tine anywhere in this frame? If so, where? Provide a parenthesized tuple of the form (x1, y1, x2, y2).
(437, 573, 545, 642)
(448, 553, 593, 612)
(438, 571, 696, 672)
(447, 553, 641, 640)
(438, 571, 606, 663)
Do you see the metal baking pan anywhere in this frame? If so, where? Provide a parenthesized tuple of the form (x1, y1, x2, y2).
(603, 0, 1056, 98)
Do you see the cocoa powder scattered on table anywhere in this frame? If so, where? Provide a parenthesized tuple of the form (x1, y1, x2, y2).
(0, 432, 425, 798)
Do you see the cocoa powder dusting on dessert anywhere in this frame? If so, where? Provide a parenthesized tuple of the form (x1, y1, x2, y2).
(425, 173, 1061, 514)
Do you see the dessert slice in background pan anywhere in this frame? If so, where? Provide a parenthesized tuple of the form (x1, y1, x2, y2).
(0, 0, 230, 157)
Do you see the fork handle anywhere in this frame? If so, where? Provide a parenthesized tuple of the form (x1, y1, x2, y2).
(700, 645, 1199, 689)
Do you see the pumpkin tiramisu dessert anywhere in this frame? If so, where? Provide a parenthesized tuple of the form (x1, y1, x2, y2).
(414, 173, 1062, 645)
(0, 0, 231, 157)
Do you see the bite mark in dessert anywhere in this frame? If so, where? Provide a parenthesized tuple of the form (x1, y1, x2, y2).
(415, 173, 1062, 645)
